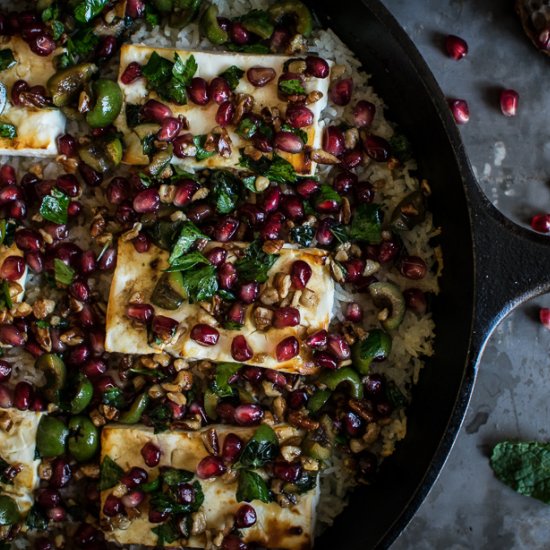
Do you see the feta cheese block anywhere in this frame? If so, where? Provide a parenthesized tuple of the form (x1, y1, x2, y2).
(116, 43, 331, 175)
(105, 240, 334, 375)
(0, 243, 27, 303)
(101, 423, 318, 549)
(0, 409, 44, 515)
(0, 36, 66, 157)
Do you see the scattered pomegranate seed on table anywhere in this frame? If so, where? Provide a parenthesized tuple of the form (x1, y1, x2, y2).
(539, 308, 550, 329)
(500, 89, 519, 117)
(530, 214, 550, 233)
(445, 34, 469, 60)
(448, 99, 470, 124)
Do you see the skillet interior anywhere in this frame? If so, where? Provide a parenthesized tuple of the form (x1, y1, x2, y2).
(310, 1, 476, 548)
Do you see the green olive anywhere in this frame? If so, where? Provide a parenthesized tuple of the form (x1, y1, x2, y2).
(36, 353, 66, 404)
(368, 282, 406, 331)
(47, 63, 98, 108)
(36, 416, 69, 458)
(147, 144, 173, 177)
(241, 11, 274, 39)
(352, 329, 392, 375)
(268, 0, 313, 37)
(86, 79, 123, 128)
(203, 388, 218, 420)
(307, 389, 331, 414)
(200, 5, 229, 45)
(151, 271, 187, 310)
(78, 136, 123, 173)
(0, 495, 19, 526)
(319, 367, 363, 399)
(70, 373, 94, 415)
(68, 416, 99, 462)
(118, 392, 149, 424)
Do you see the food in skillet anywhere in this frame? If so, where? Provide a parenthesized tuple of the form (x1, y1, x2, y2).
(0, 0, 440, 547)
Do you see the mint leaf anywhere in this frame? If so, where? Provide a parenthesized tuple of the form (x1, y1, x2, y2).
(173, 53, 197, 86)
(219, 65, 244, 90)
(1, 281, 12, 310)
(74, 0, 108, 23)
(53, 259, 75, 286)
(39, 189, 69, 225)
(210, 171, 240, 214)
(0, 123, 16, 139)
(228, 43, 270, 54)
(181, 264, 218, 303)
(165, 251, 210, 273)
(169, 222, 207, 264)
(99, 456, 124, 491)
(235, 241, 278, 284)
(279, 78, 306, 96)
(348, 203, 383, 244)
(212, 362, 241, 398)
(193, 135, 216, 161)
(265, 155, 297, 184)
(142, 52, 173, 89)
(237, 424, 278, 469)
(0, 50, 16, 72)
(236, 470, 271, 503)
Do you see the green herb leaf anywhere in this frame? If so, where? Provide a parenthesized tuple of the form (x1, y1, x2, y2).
(102, 386, 126, 409)
(0, 457, 14, 485)
(161, 467, 194, 486)
(281, 123, 307, 146)
(292, 472, 318, 494)
(169, 222, 207, 264)
(146, 219, 184, 251)
(279, 78, 306, 96)
(210, 171, 240, 214)
(142, 51, 173, 89)
(67, 28, 99, 59)
(173, 53, 198, 86)
(223, 320, 243, 330)
(236, 469, 271, 503)
(315, 185, 341, 209)
(99, 456, 124, 491)
(193, 135, 216, 161)
(235, 241, 278, 284)
(490, 441, 550, 504)
(42, 4, 59, 22)
(386, 381, 408, 408)
(1, 281, 12, 310)
(0, 219, 5, 246)
(152, 518, 182, 544)
(39, 189, 69, 225)
(265, 155, 297, 184)
(50, 20, 65, 40)
(53, 259, 75, 286)
(212, 362, 242, 398)
(26, 504, 48, 531)
(329, 221, 349, 244)
(149, 403, 172, 433)
(0, 123, 16, 139)
(239, 9, 274, 39)
(348, 203, 383, 244)
(165, 251, 210, 273)
(237, 424, 279, 469)
(389, 133, 413, 163)
(228, 43, 270, 54)
(290, 224, 314, 247)
(219, 65, 244, 90)
(144, 4, 160, 27)
(74, 0, 109, 23)
(0, 49, 16, 72)
(241, 175, 257, 193)
(236, 116, 260, 140)
(180, 263, 218, 303)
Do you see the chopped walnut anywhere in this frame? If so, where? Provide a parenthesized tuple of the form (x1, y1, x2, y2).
(90, 409, 106, 427)
(287, 410, 319, 431)
(192, 187, 210, 202)
(341, 197, 352, 225)
(120, 223, 142, 242)
(233, 94, 254, 124)
(99, 404, 120, 421)
(191, 511, 207, 536)
(254, 306, 274, 330)
(90, 211, 107, 238)
(11, 302, 32, 317)
(167, 392, 187, 407)
(299, 288, 318, 308)
(262, 239, 284, 254)
(310, 149, 341, 165)
(243, 145, 263, 161)
(306, 90, 324, 104)
(60, 328, 85, 346)
(260, 287, 279, 306)
(274, 273, 291, 299)
(33, 299, 55, 319)
(255, 176, 270, 192)
(0, 412, 13, 433)
(344, 127, 360, 150)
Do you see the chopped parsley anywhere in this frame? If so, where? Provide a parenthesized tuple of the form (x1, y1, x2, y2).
(73, 0, 109, 24)
(278, 78, 306, 96)
(210, 171, 240, 214)
(348, 203, 383, 244)
(219, 65, 244, 90)
(0, 49, 16, 72)
(180, 263, 218, 303)
(227, 43, 270, 54)
(239, 151, 297, 184)
(166, 250, 210, 273)
(236, 424, 279, 469)
(0, 123, 16, 139)
(193, 134, 216, 161)
(236, 469, 271, 503)
(98, 456, 124, 491)
(168, 222, 207, 264)
(1, 281, 12, 310)
(290, 224, 315, 247)
(211, 362, 241, 398)
(53, 259, 75, 286)
(39, 189, 69, 225)
(235, 241, 278, 284)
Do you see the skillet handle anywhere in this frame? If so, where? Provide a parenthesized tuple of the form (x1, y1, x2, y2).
(467, 174, 550, 356)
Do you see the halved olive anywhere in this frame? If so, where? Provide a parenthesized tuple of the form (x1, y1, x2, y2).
(269, 0, 313, 37)
(319, 367, 363, 399)
(151, 271, 187, 310)
(78, 137, 122, 173)
(241, 11, 275, 39)
(200, 5, 229, 45)
(368, 282, 406, 331)
(86, 79, 123, 128)
(36, 353, 66, 404)
(303, 437, 331, 461)
(0, 495, 19, 526)
(352, 329, 392, 375)
(307, 389, 331, 414)
(36, 416, 68, 458)
(68, 416, 99, 462)
(147, 144, 173, 177)
(47, 63, 98, 108)
(134, 123, 161, 142)
(119, 392, 149, 424)
(70, 373, 94, 414)
(390, 190, 426, 232)
(203, 388, 219, 420)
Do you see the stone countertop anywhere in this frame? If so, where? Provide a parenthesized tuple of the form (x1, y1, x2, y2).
(382, 1, 550, 548)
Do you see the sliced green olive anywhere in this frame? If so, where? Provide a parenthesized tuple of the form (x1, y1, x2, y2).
(0, 495, 19, 526)
(390, 190, 426, 232)
(368, 282, 406, 331)
(68, 416, 99, 462)
(36, 416, 69, 458)
(269, 0, 313, 37)
(134, 123, 161, 141)
(36, 353, 66, 404)
(307, 389, 331, 414)
(78, 136, 122, 173)
(119, 392, 149, 424)
(352, 329, 392, 375)
(241, 11, 275, 39)
(200, 5, 229, 45)
(320, 367, 363, 399)
(303, 438, 331, 461)
(151, 271, 187, 310)
(70, 373, 94, 414)
(203, 388, 219, 420)
(147, 144, 173, 177)
(47, 63, 98, 108)
(86, 79, 123, 129)
(0, 83, 7, 116)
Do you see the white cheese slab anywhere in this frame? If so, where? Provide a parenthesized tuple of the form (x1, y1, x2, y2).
(101, 423, 317, 549)
(105, 240, 334, 375)
(0, 243, 27, 303)
(116, 43, 331, 175)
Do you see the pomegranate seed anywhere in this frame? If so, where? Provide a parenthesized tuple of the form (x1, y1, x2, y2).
(238, 282, 259, 304)
(106, 177, 128, 205)
(235, 504, 257, 528)
(121, 490, 144, 509)
(141, 99, 172, 122)
(315, 218, 335, 246)
(216, 402, 236, 423)
(47, 506, 66, 522)
(97, 35, 116, 58)
(103, 494, 123, 517)
(334, 171, 357, 194)
(231, 335, 253, 362)
(227, 303, 245, 325)
(364, 374, 385, 398)
(79, 163, 103, 187)
(0, 165, 16, 185)
(37, 488, 61, 509)
(343, 410, 363, 436)
(345, 302, 363, 322)
(276, 336, 299, 362)
(69, 279, 90, 302)
(120, 467, 148, 490)
(49, 458, 71, 488)
(43, 222, 68, 241)
(14, 381, 33, 410)
(157, 117, 182, 142)
(74, 523, 101, 546)
(206, 247, 227, 266)
(197, 456, 226, 479)
(342, 148, 363, 169)
(133, 189, 160, 214)
(67, 344, 91, 365)
(404, 288, 427, 315)
(218, 262, 237, 290)
(29, 34, 56, 56)
(82, 359, 107, 378)
(274, 131, 304, 153)
(0, 385, 12, 408)
(79, 250, 97, 274)
(288, 389, 308, 409)
(305, 55, 330, 78)
(274, 461, 302, 484)
(400, 255, 427, 280)
(500, 89, 518, 117)
(234, 403, 264, 426)
(222, 433, 243, 463)
(10, 81, 28, 107)
(253, 132, 273, 152)
(209, 77, 231, 104)
(215, 217, 239, 242)
(296, 178, 319, 198)
(141, 442, 161, 467)
(120, 61, 142, 84)
(24, 251, 43, 274)
(35, 539, 54, 550)
(239, 204, 266, 227)
(448, 98, 469, 124)
(15, 229, 42, 252)
(327, 334, 351, 360)
(362, 134, 391, 162)
(540, 308, 550, 329)
(174, 483, 195, 504)
(149, 509, 169, 523)
(264, 369, 287, 388)
(173, 133, 196, 158)
(67, 201, 81, 217)
(126, 303, 154, 323)
(445, 34, 468, 60)
(306, 330, 328, 349)
(247, 67, 276, 87)
(0, 361, 11, 382)
(56, 134, 77, 158)
(230, 22, 250, 45)
(98, 247, 116, 271)
(330, 77, 353, 106)
(530, 214, 550, 233)
(355, 181, 374, 203)
(241, 366, 263, 382)
(290, 260, 312, 289)
(0, 324, 25, 347)
(188, 77, 210, 105)
(216, 101, 235, 127)
(222, 535, 248, 550)
(261, 212, 285, 240)
(187, 202, 214, 224)
(323, 126, 345, 156)
(314, 350, 338, 369)
(0, 185, 23, 204)
(173, 180, 199, 207)
(262, 187, 281, 213)
(281, 195, 304, 220)
(191, 324, 220, 346)
(273, 307, 300, 328)
(353, 100, 376, 128)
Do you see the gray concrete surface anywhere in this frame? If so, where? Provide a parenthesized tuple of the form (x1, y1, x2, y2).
(382, 1, 550, 548)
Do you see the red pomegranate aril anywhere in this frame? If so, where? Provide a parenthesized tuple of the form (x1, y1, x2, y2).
(29, 34, 56, 56)
(216, 402, 236, 423)
(116, 203, 136, 227)
(288, 389, 308, 409)
(97, 36, 116, 58)
(253, 132, 273, 152)
(264, 369, 287, 387)
(231, 335, 253, 362)
(206, 247, 227, 266)
(94, 375, 116, 395)
(0, 361, 11, 382)
(345, 302, 363, 322)
(188, 202, 214, 224)
(157, 117, 182, 142)
(133, 233, 150, 253)
(230, 22, 250, 45)
(10, 80, 28, 107)
(530, 214, 550, 233)
(218, 262, 237, 290)
(197, 456, 226, 479)
(43, 222, 68, 242)
(82, 359, 107, 378)
(188, 77, 210, 105)
(239, 204, 266, 227)
(141, 442, 161, 467)
(175, 483, 195, 505)
(79, 250, 96, 274)
(241, 366, 263, 382)
(330, 77, 353, 106)
(247, 67, 276, 87)
(209, 77, 231, 104)
(276, 336, 299, 362)
(364, 373, 385, 399)
(74, 523, 101, 546)
(262, 187, 281, 213)
(14, 381, 33, 410)
(281, 195, 304, 221)
(273, 307, 300, 328)
(261, 212, 285, 240)
(305, 55, 330, 78)
(0, 164, 16, 185)
(342, 148, 363, 169)
(378, 239, 399, 263)
(216, 101, 235, 127)
(120, 467, 148, 490)
(344, 410, 363, 436)
(57, 134, 77, 157)
(445, 34, 468, 60)
(222, 535, 248, 550)
(68, 344, 91, 365)
(323, 126, 345, 156)
(121, 490, 145, 509)
(306, 329, 328, 349)
(0, 256, 24, 281)
(149, 508, 169, 524)
(334, 171, 357, 194)
(103, 495, 123, 517)
(404, 288, 427, 315)
(355, 181, 374, 203)
(362, 134, 391, 162)
(191, 324, 220, 346)
(234, 403, 264, 426)
(353, 100, 376, 128)
(120, 61, 142, 84)
(500, 89, 518, 117)
(315, 218, 335, 246)
(79, 163, 103, 187)
(226, 303, 245, 326)
(314, 350, 338, 369)
(274, 131, 304, 153)
(106, 177, 128, 205)
(290, 260, 312, 290)
(540, 308, 550, 329)
(274, 461, 301, 482)
(126, 303, 154, 323)
(49, 458, 71, 489)
(37, 488, 61, 509)
(25, 251, 43, 273)
(296, 178, 319, 198)
(26, 341, 44, 359)
(173, 133, 196, 158)
(238, 282, 259, 304)
(69, 280, 90, 302)
(448, 98, 469, 124)
(15, 229, 42, 252)
(215, 217, 239, 242)
(133, 188, 160, 214)
(67, 201, 81, 217)
(327, 334, 351, 361)
(8, 199, 26, 220)
(0, 385, 12, 408)
(173, 180, 199, 207)
(0, 184, 23, 204)
(400, 255, 427, 280)
(98, 247, 117, 271)
(141, 99, 172, 122)
(47, 506, 66, 522)
(235, 504, 257, 528)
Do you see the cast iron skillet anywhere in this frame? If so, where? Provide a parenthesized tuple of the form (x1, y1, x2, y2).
(308, 1, 550, 548)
